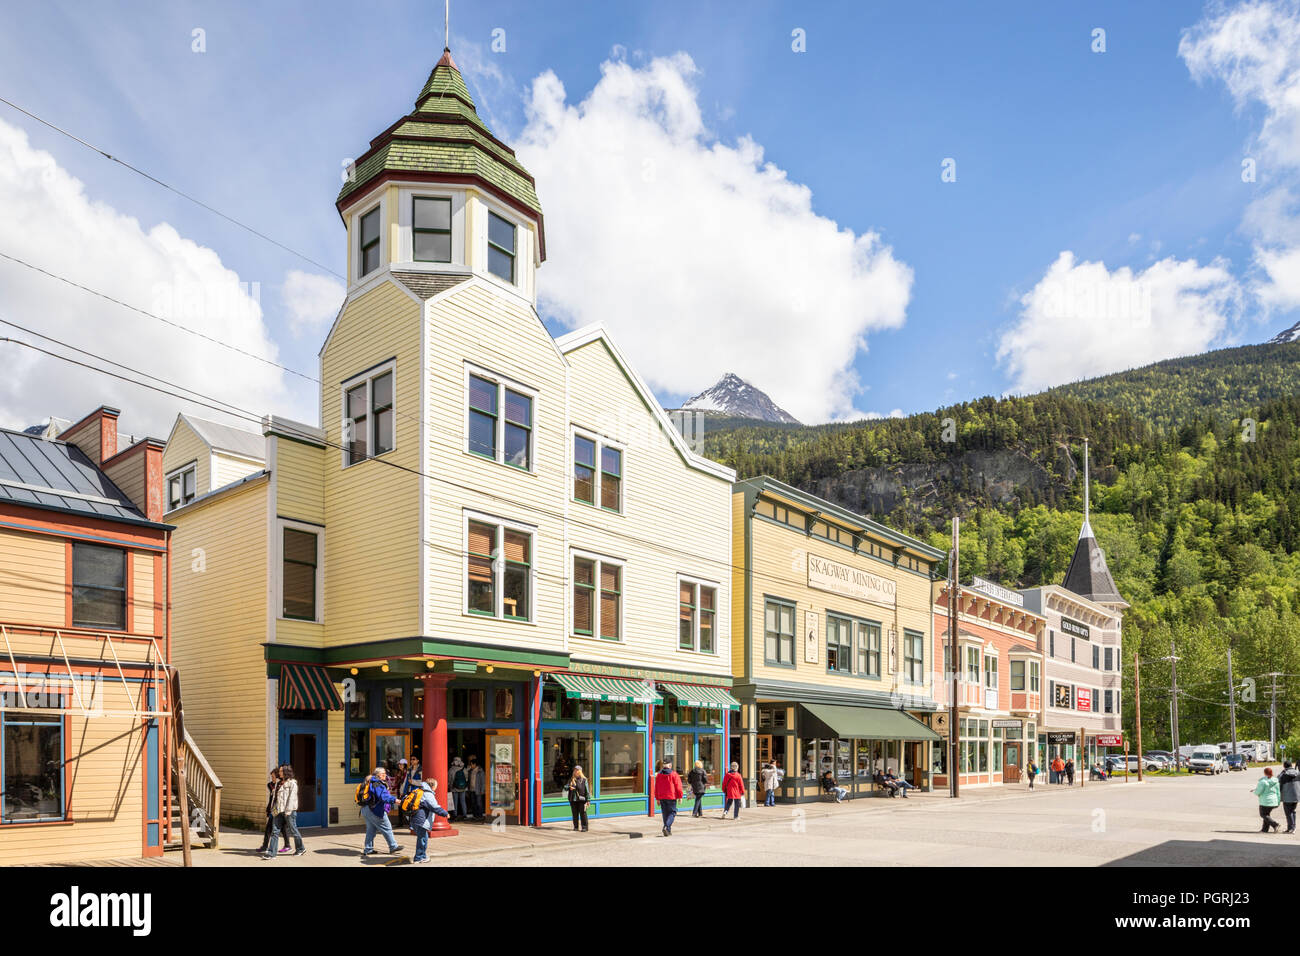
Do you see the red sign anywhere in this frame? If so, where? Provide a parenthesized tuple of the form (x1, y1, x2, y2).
(494, 764, 514, 784)
(1076, 688, 1092, 712)
(1096, 734, 1123, 747)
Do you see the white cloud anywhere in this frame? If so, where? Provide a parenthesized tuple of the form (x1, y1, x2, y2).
(996, 251, 1242, 394)
(1181, 0, 1300, 311)
(0, 117, 294, 437)
(282, 270, 344, 337)
(516, 53, 913, 424)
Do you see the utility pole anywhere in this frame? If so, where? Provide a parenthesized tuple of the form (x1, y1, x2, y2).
(1134, 652, 1143, 782)
(949, 515, 960, 799)
(1169, 640, 1182, 772)
(1266, 672, 1283, 763)
(1227, 644, 1238, 756)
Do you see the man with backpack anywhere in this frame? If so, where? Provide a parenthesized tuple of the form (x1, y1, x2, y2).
(403, 778, 450, 863)
(355, 765, 404, 857)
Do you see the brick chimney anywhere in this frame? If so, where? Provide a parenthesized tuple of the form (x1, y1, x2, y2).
(60, 405, 119, 466)
(102, 439, 167, 523)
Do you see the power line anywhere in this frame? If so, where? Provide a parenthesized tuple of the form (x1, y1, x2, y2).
(0, 96, 343, 279)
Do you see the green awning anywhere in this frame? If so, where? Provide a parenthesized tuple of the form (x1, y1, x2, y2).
(802, 703, 940, 742)
(278, 663, 344, 711)
(553, 673, 662, 704)
(660, 682, 741, 711)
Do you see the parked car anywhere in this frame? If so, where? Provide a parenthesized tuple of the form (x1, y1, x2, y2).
(1106, 754, 1163, 773)
(1142, 753, 1170, 770)
(1186, 750, 1227, 774)
(1225, 753, 1247, 771)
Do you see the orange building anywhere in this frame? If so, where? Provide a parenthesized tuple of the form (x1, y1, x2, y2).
(931, 577, 1045, 789)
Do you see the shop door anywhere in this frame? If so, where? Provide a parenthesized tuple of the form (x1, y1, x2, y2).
(373, 729, 410, 812)
(756, 735, 772, 796)
(486, 730, 520, 824)
(279, 719, 326, 828)
(1004, 744, 1021, 783)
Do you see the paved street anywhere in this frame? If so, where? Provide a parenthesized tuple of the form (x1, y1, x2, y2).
(184, 769, 1300, 867)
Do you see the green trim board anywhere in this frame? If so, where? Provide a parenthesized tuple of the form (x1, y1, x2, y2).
(262, 638, 570, 670)
(552, 673, 662, 704)
(801, 702, 941, 742)
(567, 659, 733, 687)
(659, 682, 740, 711)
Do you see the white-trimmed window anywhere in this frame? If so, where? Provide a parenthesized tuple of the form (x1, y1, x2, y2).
(856, 620, 881, 677)
(413, 196, 452, 263)
(826, 614, 852, 673)
(278, 519, 323, 622)
(467, 367, 534, 471)
(165, 462, 197, 511)
(572, 430, 622, 513)
(983, 651, 998, 690)
(487, 210, 516, 283)
(574, 552, 622, 641)
(904, 630, 924, 684)
(965, 646, 980, 683)
(677, 577, 717, 654)
(358, 204, 382, 278)
(342, 362, 395, 467)
(1030, 660, 1041, 693)
(466, 515, 534, 622)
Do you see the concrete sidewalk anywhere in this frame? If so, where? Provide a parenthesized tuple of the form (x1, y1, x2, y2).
(185, 779, 1109, 866)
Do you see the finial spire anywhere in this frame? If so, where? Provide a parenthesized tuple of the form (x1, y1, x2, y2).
(1084, 437, 1090, 524)
(445, 0, 450, 50)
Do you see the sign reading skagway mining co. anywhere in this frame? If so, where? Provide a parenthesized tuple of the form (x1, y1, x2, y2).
(807, 553, 897, 607)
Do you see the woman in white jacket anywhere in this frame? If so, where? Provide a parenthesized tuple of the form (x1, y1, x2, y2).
(261, 764, 306, 859)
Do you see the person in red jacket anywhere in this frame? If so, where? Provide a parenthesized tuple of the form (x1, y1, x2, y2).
(722, 762, 745, 820)
(653, 757, 685, 836)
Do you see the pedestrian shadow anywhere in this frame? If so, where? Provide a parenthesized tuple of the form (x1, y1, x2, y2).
(1103, 838, 1299, 866)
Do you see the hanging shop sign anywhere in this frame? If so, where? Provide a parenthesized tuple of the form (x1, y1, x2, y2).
(991, 719, 1022, 729)
(1061, 617, 1090, 640)
(1046, 731, 1076, 744)
(1095, 734, 1123, 747)
(807, 554, 897, 607)
(804, 610, 819, 664)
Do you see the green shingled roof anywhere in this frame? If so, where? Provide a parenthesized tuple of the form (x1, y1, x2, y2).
(337, 47, 542, 224)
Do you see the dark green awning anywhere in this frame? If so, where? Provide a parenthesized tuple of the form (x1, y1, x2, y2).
(278, 663, 343, 711)
(553, 673, 661, 704)
(660, 682, 741, 711)
(802, 703, 940, 742)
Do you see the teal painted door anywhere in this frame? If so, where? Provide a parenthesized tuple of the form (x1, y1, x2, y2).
(280, 719, 326, 827)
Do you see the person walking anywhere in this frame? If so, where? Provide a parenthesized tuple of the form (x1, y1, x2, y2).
(1064, 758, 1075, 786)
(396, 757, 420, 827)
(359, 766, 404, 856)
(448, 756, 469, 821)
(257, 766, 287, 854)
(760, 760, 781, 807)
(262, 764, 305, 859)
(722, 762, 745, 820)
(1050, 755, 1065, 785)
(466, 755, 486, 820)
(653, 757, 684, 836)
(686, 760, 709, 818)
(1279, 761, 1300, 833)
(565, 765, 591, 832)
(408, 779, 450, 864)
(1027, 760, 1038, 791)
(1256, 765, 1283, 833)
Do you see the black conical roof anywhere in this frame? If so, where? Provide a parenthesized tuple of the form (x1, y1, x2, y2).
(1062, 519, 1127, 607)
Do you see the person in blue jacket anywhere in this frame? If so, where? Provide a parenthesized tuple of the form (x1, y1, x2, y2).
(361, 766, 404, 857)
(408, 779, 451, 863)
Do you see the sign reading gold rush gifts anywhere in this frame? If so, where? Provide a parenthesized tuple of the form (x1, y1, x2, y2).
(807, 553, 897, 607)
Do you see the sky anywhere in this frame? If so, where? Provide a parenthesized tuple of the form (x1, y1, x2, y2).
(0, 0, 1298, 435)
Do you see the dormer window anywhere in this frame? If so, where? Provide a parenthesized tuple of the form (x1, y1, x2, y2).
(487, 211, 515, 283)
(166, 463, 196, 511)
(413, 197, 452, 263)
(359, 206, 381, 277)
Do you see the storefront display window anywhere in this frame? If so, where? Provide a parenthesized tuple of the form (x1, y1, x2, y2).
(992, 727, 1003, 772)
(347, 688, 369, 721)
(450, 688, 486, 720)
(544, 730, 594, 796)
(655, 733, 693, 771)
(698, 736, 719, 784)
(2, 714, 63, 821)
(349, 729, 369, 776)
(836, 739, 852, 779)
(495, 688, 515, 720)
(384, 687, 404, 720)
(600, 731, 644, 794)
(412, 685, 424, 720)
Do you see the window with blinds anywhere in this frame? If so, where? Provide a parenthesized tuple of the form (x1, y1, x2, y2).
(573, 558, 595, 635)
(572, 554, 620, 640)
(678, 579, 717, 654)
(466, 518, 532, 622)
(282, 527, 319, 621)
(600, 563, 621, 640)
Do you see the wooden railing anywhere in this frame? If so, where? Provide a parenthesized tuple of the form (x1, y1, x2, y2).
(180, 730, 222, 847)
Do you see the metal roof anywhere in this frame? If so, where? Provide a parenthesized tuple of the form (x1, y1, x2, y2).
(182, 414, 265, 461)
(0, 428, 162, 526)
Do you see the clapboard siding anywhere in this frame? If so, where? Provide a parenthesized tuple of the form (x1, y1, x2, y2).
(275, 437, 325, 525)
(161, 417, 210, 496)
(168, 477, 270, 818)
(562, 337, 732, 676)
(131, 552, 155, 635)
(0, 528, 64, 626)
(213, 451, 263, 489)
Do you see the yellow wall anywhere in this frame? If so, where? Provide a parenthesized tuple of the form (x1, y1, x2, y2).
(212, 452, 263, 490)
(320, 280, 422, 646)
(0, 676, 157, 865)
(161, 417, 211, 498)
(731, 491, 747, 679)
(741, 497, 936, 699)
(131, 552, 155, 635)
(168, 477, 270, 819)
(0, 528, 64, 627)
(275, 437, 325, 525)
(422, 280, 567, 650)
(562, 336, 733, 676)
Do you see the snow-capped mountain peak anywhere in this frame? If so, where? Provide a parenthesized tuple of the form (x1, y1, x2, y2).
(1268, 321, 1300, 344)
(678, 373, 801, 424)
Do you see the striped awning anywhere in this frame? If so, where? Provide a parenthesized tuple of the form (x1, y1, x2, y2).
(278, 663, 344, 711)
(552, 673, 662, 704)
(660, 682, 741, 711)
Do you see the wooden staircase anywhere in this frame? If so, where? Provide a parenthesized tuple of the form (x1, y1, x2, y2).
(165, 730, 222, 851)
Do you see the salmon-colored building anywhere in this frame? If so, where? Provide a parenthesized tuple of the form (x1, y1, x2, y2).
(931, 578, 1045, 789)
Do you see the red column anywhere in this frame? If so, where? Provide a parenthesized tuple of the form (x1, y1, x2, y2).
(421, 674, 457, 837)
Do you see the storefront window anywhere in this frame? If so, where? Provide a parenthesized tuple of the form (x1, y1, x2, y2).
(542, 686, 559, 720)
(450, 688, 485, 720)
(992, 727, 1003, 771)
(836, 739, 852, 779)
(932, 738, 947, 774)
(543, 730, 594, 797)
(349, 729, 369, 777)
(348, 688, 370, 721)
(855, 740, 873, 778)
(600, 732, 644, 794)
(698, 735, 719, 784)
(655, 733, 693, 772)
(412, 685, 424, 720)
(495, 688, 515, 720)
(384, 687, 405, 720)
(3, 715, 64, 821)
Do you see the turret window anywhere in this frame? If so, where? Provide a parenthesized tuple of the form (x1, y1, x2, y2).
(487, 211, 516, 283)
(413, 197, 452, 263)
(359, 206, 382, 277)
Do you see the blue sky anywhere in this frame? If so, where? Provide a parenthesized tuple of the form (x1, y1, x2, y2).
(0, 0, 1295, 433)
